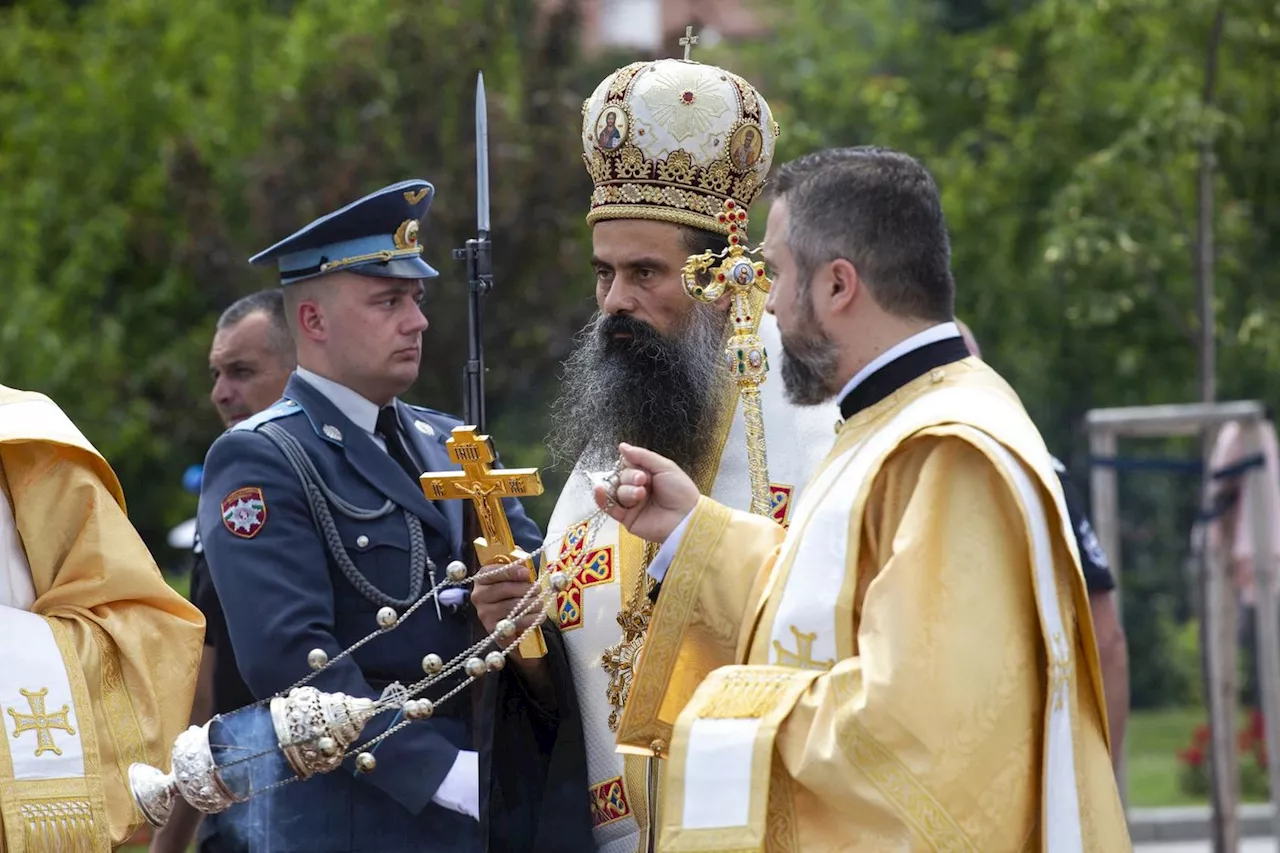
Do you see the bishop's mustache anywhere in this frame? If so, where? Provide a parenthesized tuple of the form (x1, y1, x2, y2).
(596, 314, 666, 352)
(546, 306, 728, 471)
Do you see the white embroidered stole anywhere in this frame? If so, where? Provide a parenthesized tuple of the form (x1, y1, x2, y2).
(0, 503, 100, 849)
(545, 475, 640, 850)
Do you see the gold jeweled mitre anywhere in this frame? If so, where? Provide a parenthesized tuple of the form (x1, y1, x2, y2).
(581, 58, 779, 235)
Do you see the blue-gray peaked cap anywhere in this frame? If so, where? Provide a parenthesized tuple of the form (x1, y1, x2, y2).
(249, 179, 440, 285)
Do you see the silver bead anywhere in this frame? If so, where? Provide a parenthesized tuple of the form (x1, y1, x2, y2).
(548, 571, 569, 592)
(464, 657, 486, 678)
(485, 651, 506, 672)
(404, 698, 434, 720)
(376, 607, 397, 629)
(355, 752, 376, 773)
(356, 535, 369, 548)
(317, 736, 338, 757)
(421, 653, 443, 675)
(495, 618, 517, 640)
(446, 560, 468, 582)
(307, 648, 329, 671)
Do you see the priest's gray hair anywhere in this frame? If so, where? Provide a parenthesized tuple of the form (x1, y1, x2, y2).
(772, 147, 955, 322)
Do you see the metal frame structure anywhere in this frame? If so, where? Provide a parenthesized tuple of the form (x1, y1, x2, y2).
(1085, 400, 1280, 851)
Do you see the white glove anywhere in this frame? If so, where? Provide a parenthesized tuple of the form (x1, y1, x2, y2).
(432, 749, 479, 821)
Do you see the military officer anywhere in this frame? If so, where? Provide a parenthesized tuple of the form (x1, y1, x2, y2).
(197, 180, 543, 853)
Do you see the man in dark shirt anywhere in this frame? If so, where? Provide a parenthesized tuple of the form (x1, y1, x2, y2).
(958, 320, 1130, 772)
(188, 546, 256, 714)
(149, 289, 295, 853)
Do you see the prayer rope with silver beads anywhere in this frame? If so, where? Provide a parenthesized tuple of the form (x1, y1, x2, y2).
(208, 458, 624, 785)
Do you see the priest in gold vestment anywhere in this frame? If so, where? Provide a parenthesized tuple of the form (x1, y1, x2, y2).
(0, 386, 205, 851)
(595, 149, 1131, 851)
(518, 55, 836, 853)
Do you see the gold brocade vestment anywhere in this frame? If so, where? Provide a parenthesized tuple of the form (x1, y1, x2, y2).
(615, 360, 1132, 852)
(0, 386, 205, 851)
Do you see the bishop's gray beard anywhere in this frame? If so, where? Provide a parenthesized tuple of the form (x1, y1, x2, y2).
(547, 306, 729, 473)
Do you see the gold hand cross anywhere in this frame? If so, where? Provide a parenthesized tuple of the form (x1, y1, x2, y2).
(420, 426, 547, 658)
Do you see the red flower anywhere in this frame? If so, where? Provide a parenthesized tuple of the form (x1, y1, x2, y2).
(1179, 746, 1206, 767)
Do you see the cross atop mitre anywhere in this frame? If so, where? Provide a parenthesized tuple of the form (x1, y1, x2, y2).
(420, 426, 548, 658)
(679, 25, 698, 60)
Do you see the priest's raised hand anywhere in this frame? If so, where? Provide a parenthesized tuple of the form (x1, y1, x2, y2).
(592, 442, 700, 543)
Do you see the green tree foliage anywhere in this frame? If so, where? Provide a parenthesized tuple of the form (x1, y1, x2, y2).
(0, 0, 595, 547)
(726, 0, 1278, 450)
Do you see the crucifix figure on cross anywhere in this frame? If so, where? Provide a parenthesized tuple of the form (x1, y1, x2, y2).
(679, 25, 698, 60)
(420, 426, 548, 658)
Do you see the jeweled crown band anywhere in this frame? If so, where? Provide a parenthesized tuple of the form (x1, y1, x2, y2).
(583, 147, 768, 236)
(586, 202, 726, 235)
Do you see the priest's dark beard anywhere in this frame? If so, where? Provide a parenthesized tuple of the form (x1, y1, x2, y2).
(547, 307, 728, 472)
(780, 302, 842, 405)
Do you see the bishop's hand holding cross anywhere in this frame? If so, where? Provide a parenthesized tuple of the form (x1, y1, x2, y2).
(419, 426, 549, 660)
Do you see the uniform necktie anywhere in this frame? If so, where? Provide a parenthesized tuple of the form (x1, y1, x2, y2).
(375, 406, 421, 482)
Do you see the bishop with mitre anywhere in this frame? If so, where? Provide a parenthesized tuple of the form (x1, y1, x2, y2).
(516, 49, 837, 853)
(595, 147, 1130, 851)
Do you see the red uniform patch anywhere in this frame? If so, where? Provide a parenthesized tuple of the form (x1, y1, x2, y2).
(221, 487, 267, 539)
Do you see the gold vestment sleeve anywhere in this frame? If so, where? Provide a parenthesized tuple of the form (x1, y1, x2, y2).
(616, 497, 786, 756)
(0, 437, 204, 850)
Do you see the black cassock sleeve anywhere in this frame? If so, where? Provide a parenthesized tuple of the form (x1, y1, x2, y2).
(478, 622, 593, 853)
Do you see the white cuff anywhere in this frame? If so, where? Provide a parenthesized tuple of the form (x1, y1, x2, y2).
(432, 749, 479, 821)
(647, 510, 695, 583)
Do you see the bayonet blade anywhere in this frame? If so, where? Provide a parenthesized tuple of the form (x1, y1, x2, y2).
(476, 72, 490, 236)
